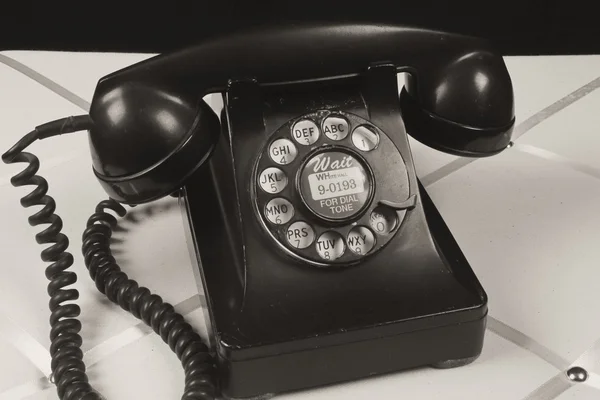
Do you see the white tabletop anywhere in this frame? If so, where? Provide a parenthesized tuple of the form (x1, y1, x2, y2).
(0, 51, 599, 400)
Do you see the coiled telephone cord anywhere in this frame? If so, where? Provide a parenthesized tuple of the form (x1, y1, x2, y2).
(2, 116, 216, 400)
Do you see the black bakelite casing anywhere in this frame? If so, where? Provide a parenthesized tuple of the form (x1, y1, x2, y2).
(86, 23, 514, 399)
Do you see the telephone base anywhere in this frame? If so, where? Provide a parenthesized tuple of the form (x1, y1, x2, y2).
(184, 174, 487, 399)
(180, 70, 490, 399)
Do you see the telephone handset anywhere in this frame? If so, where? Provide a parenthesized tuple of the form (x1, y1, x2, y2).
(3, 23, 514, 400)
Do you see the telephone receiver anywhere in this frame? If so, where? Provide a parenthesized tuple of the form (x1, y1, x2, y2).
(4, 23, 514, 400)
(89, 23, 514, 204)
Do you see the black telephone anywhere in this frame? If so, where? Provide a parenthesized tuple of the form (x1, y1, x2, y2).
(3, 23, 515, 400)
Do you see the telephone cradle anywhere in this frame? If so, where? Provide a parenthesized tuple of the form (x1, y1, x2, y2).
(2, 24, 514, 400)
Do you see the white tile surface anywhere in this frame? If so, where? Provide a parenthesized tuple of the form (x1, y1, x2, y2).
(0, 64, 90, 172)
(427, 148, 600, 364)
(519, 88, 600, 170)
(503, 55, 600, 124)
(0, 342, 43, 393)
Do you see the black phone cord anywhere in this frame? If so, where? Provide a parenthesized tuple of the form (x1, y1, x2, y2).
(2, 116, 216, 400)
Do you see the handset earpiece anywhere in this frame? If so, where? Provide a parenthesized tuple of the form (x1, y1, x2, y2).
(399, 49, 516, 157)
(88, 81, 220, 204)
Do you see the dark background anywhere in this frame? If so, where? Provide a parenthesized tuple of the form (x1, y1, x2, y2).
(1, 0, 599, 55)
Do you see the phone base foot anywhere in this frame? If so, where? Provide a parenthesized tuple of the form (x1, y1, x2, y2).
(223, 394, 276, 400)
(431, 354, 481, 369)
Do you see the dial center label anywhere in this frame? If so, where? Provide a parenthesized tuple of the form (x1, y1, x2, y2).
(300, 151, 371, 220)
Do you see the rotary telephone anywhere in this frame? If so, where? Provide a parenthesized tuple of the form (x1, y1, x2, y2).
(3, 23, 515, 400)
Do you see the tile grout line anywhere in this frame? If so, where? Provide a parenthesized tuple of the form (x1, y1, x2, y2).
(487, 316, 571, 371)
(572, 337, 600, 370)
(0, 309, 52, 377)
(520, 372, 573, 400)
(522, 372, 600, 400)
(421, 75, 600, 188)
(0, 54, 90, 111)
(0, 376, 53, 400)
(584, 372, 600, 391)
(420, 156, 474, 188)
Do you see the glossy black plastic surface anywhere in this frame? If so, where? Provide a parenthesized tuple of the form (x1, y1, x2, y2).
(89, 85, 220, 204)
(183, 66, 488, 399)
(93, 23, 514, 124)
(88, 24, 515, 191)
(400, 87, 514, 156)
